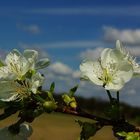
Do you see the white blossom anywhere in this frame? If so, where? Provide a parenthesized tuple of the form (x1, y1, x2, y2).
(0, 49, 34, 80)
(0, 49, 49, 81)
(80, 47, 133, 91)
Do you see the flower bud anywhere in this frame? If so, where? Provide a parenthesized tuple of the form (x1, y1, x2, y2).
(43, 101, 57, 113)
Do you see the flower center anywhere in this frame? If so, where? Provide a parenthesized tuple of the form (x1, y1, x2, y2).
(13, 81, 31, 98)
(102, 68, 113, 86)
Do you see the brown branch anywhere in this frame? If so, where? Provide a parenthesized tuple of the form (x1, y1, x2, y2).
(55, 105, 140, 133)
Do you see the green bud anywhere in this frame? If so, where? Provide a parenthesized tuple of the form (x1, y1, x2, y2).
(62, 95, 77, 108)
(70, 101, 77, 108)
(62, 94, 71, 106)
(43, 101, 57, 113)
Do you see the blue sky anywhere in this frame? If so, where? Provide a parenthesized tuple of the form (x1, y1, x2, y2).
(1, 0, 140, 106)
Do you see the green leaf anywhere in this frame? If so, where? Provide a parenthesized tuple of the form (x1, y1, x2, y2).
(47, 91, 55, 102)
(76, 120, 100, 140)
(50, 82, 55, 93)
(24, 69, 36, 79)
(117, 131, 127, 137)
(117, 131, 140, 140)
(69, 85, 78, 97)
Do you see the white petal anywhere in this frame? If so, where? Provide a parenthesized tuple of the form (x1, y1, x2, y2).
(80, 60, 103, 86)
(23, 50, 38, 67)
(5, 50, 21, 66)
(105, 77, 124, 91)
(116, 40, 124, 53)
(17, 57, 31, 76)
(101, 48, 123, 68)
(0, 66, 17, 80)
(0, 81, 17, 101)
(5, 50, 30, 79)
(35, 58, 50, 70)
(31, 73, 44, 93)
(116, 61, 133, 83)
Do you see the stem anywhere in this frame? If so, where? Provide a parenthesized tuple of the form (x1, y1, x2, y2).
(106, 90, 112, 101)
(38, 106, 140, 140)
(14, 118, 25, 126)
(55, 106, 111, 125)
(117, 91, 119, 103)
(55, 106, 140, 133)
(32, 94, 45, 103)
(0, 109, 17, 120)
(117, 91, 120, 113)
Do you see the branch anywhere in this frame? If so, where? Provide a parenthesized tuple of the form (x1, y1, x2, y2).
(55, 105, 140, 133)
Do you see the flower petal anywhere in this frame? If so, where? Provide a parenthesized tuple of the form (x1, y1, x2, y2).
(105, 61, 133, 91)
(101, 48, 123, 68)
(5, 50, 31, 79)
(116, 61, 133, 83)
(23, 49, 38, 65)
(35, 58, 50, 70)
(105, 77, 124, 91)
(80, 60, 103, 86)
(31, 73, 44, 93)
(0, 81, 18, 101)
(0, 66, 17, 80)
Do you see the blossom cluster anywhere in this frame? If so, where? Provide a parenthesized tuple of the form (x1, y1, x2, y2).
(0, 49, 49, 101)
(0, 49, 49, 140)
(80, 40, 140, 91)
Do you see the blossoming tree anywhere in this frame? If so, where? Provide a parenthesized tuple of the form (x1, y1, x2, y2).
(0, 40, 140, 140)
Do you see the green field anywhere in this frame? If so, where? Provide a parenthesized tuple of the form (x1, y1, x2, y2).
(0, 112, 117, 140)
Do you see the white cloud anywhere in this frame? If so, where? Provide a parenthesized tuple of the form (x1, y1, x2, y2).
(17, 23, 41, 34)
(79, 47, 104, 60)
(126, 47, 140, 57)
(48, 61, 81, 78)
(72, 70, 81, 78)
(18, 40, 104, 49)
(103, 26, 140, 45)
(27, 6, 140, 16)
(43, 61, 81, 94)
(48, 62, 73, 75)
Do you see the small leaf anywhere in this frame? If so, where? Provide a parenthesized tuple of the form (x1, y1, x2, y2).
(76, 120, 100, 140)
(117, 131, 127, 137)
(69, 85, 78, 97)
(47, 91, 55, 102)
(50, 82, 55, 93)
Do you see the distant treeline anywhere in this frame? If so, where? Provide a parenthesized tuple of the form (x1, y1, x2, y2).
(54, 94, 140, 125)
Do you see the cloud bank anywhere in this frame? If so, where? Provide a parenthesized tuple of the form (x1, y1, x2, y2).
(103, 26, 140, 45)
